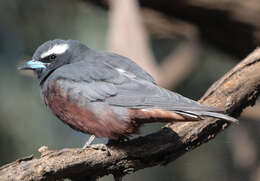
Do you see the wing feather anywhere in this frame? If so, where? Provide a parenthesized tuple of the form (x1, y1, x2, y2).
(50, 61, 215, 113)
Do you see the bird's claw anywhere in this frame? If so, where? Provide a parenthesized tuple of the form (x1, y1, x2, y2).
(84, 143, 111, 156)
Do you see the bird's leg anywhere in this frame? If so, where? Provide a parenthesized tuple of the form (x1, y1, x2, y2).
(82, 135, 96, 148)
(83, 135, 111, 156)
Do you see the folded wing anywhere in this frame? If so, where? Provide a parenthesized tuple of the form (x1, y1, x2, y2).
(51, 60, 237, 123)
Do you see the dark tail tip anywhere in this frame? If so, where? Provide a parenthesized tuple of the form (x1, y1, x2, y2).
(203, 111, 239, 124)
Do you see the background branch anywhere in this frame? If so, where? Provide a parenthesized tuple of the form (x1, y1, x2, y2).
(1, 48, 260, 180)
(88, 0, 260, 58)
(107, 0, 200, 88)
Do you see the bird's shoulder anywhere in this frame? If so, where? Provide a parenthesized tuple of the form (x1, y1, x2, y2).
(48, 49, 157, 84)
(47, 60, 128, 85)
(83, 50, 156, 84)
(42, 61, 119, 103)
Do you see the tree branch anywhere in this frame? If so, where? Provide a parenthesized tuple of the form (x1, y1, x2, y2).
(106, 0, 201, 88)
(87, 0, 260, 58)
(1, 48, 260, 180)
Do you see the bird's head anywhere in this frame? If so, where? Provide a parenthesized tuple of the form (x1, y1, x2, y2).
(18, 39, 89, 83)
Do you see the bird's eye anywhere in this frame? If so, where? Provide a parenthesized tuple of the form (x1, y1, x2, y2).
(50, 54, 56, 60)
(41, 54, 56, 63)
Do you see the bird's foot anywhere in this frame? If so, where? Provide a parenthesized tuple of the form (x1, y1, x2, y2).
(88, 144, 111, 156)
(82, 135, 111, 156)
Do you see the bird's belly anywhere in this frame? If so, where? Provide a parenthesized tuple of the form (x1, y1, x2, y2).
(43, 91, 98, 135)
(42, 83, 134, 139)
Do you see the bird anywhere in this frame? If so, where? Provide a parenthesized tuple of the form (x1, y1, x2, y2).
(18, 39, 238, 147)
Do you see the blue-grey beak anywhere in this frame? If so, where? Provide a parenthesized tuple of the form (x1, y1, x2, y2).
(18, 60, 47, 70)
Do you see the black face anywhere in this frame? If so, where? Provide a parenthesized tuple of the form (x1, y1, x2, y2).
(18, 39, 89, 84)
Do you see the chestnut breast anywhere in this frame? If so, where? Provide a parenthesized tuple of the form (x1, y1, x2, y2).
(42, 79, 135, 139)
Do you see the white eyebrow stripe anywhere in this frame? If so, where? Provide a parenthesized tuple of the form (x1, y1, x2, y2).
(40, 44, 69, 58)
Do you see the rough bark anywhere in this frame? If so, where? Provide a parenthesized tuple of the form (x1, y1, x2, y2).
(87, 0, 260, 58)
(1, 48, 260, 180)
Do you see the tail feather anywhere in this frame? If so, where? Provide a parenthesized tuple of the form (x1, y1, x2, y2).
(176, 110, 238, 123)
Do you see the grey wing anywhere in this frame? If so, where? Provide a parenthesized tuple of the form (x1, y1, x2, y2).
(87, 50, 156, 84)
(106, 81, 238, 122)
(52, 61, 237, 122)
(51, 61, 199, 109)
(107, 79, 239, 122)
(50, 61, 123, 102)
(106, 78, 216, 111)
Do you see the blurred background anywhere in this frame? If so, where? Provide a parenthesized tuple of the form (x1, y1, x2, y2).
(0, 0, 260, 180)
